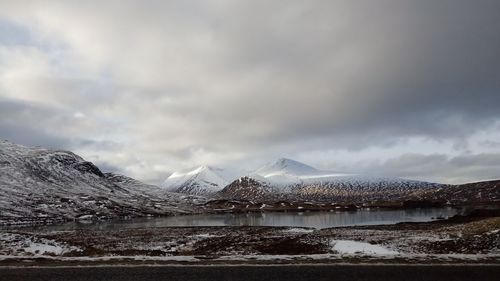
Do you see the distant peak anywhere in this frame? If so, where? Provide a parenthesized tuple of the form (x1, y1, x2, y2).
(271, 157, 315, 168)
(255, 157, 318, 176)
(275, 157, 289, 163)
(274, 157, 302, 166)
(169, 165, 222, 178)
(194, 165, 210, 171)
(194, 165, 222, 172)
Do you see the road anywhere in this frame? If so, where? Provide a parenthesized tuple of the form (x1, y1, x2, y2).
(0, 264, 499, 281)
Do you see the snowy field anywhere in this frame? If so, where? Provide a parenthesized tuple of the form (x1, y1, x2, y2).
(1, 216, 499, 265)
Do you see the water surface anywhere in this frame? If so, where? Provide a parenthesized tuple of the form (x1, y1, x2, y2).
(31, 207, 462, 231)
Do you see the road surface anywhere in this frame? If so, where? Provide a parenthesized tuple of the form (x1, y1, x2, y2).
(0, 264, 499, 281)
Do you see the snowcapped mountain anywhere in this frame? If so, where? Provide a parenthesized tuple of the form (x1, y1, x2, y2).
(250, 157, 354, 188)
(255, 158, 319, 177)
(162, 165, 230, 195)
(160, 158, 443, 202)
(218, 158, 442, 202)
(0, 139, 201, 225)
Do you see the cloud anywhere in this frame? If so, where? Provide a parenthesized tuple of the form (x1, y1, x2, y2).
(0, 1, 499, 184)
(0, 98, 72, 148)
(357, 153, 500, 184)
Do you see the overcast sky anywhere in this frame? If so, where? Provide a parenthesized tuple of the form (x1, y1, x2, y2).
(1, 0, 500, 184)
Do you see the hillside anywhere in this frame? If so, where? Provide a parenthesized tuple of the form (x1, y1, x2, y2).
(419, 180, 500, 204)
(0, 140, 201, 225)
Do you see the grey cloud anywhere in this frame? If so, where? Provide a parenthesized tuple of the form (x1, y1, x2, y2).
(0, 97, 120, 152)
(92, 161, 124, 174)
(76, 139, 124, 152)
(0, 98, 72, 149)
(118, 0, 500, 150)
(480, 141, 500, 148)
(0, 19, 33, 46)
(360, 153, 500, 184)
(0, 1, 499, 183)
(0, 123, 70, 149)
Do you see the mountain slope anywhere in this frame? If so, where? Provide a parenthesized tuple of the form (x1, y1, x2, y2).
(419, 179, 500, 204)
(161, 165, 229, 195)
(218, 176, 277, 201)
(0, 139, 200, 225)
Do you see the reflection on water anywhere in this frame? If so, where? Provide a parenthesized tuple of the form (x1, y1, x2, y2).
(29, 207, 463, 231)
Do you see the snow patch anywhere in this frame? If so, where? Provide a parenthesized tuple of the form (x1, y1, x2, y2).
(24, 242, 65, 255)
(487, 229, 499, 235)
(283, 228, 314, 234)
(331, 240, 399, 256)
(192, 233, 219, 238)
(1, 233, 81, 256)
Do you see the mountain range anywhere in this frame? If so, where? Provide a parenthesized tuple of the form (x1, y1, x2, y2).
(1, 139, 499, 225)
(162, 157, 441, 202)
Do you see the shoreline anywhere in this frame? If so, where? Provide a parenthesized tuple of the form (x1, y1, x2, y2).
(1, 214, 499, 266)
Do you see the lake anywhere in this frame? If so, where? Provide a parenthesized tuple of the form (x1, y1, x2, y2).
(29, 207, 463, 231)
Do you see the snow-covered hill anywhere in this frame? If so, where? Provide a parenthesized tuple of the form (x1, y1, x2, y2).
(162, 158, 498, 204)
(250, 158, 355, 189)
(255, 158, 319, 177)
(0, 140, 201, 225)
(161, 165, 230, 195)
(218, 158, 441, 202)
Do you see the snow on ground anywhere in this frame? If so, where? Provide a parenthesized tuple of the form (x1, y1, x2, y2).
(0, 233, 80, 256)
(1, 217, 498, 264)
(23, 241, 66, 255)
(283, 228, 314, 233)
(192, 233, 220, 238)
(487, 229, 499, 235)
(331, 240, 399, 256)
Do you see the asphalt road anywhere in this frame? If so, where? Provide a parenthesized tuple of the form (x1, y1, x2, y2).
(0, 264, 499, 281)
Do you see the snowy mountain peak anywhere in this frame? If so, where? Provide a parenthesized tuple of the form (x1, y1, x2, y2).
(255, 158, 319, 177)
(162, 165, 229, 195)
(170, 165, 219, 178)
(162, 158, 439, 197)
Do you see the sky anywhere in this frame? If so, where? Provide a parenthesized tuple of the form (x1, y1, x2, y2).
(0, 0, 500, 184)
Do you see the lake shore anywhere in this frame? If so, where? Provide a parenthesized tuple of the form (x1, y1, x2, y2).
(1, 211, 498, 266)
